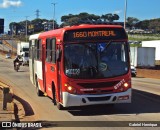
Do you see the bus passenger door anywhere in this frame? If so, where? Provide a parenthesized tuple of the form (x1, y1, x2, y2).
(29, 41, 35, 84)
(42, 44, 46, 93)
(31, 45, 35, 84)
(45, 38, 57, 98)
(56, 45, 62, 103)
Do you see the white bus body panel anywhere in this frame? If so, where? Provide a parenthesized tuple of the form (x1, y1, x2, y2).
(62, 88, 131, 107)
(29, 33, 41, 84)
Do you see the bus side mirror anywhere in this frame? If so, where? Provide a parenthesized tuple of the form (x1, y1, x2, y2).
(56, 49, 61, 61)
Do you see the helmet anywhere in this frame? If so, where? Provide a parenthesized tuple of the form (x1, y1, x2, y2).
(18, 55, 21, 58)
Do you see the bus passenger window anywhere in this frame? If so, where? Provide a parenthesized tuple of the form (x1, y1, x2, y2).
(46, 39, 51, 62)
(37, 40, 42, 60)
(51, 38, 56, 63)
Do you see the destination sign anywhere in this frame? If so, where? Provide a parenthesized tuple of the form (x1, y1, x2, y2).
(73, 30, 116, 38)
(64, 28, 127, 42)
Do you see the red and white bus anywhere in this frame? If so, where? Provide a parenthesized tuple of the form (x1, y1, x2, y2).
(29, 24, 131, 110)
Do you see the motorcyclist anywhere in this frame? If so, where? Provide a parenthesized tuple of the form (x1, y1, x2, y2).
(13, 55, 22, 69)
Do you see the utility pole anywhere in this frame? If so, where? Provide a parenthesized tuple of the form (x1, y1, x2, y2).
(124, 0, 127, 29)
(51, 3, 57, 30)
(11, 24, 13, 55)
(25, 16, 29, 42)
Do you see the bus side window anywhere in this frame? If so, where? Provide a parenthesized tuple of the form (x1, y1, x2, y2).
(37, 39, 42, 61)
(35, 40, 37, 60)
(46, 39, 51, 62)
(51, 38, 56, 63)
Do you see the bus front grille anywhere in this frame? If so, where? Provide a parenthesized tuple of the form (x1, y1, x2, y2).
(87, 96, 111, 102)
(77, 81, 120, 88)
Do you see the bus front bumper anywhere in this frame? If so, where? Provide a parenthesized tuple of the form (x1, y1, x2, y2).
(62, 88, 132, 107)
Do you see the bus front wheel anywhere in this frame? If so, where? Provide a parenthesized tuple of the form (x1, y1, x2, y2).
(57, 102, 63, 110)
(52, 86, 63, 110)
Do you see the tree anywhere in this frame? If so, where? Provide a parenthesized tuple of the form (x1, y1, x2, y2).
(67, 17, 81, 26)
(61, 12, 100, 26)
(101, 13, 112, 22)
(113, 14, 119, 21)
(88, 14, 100, 21)
(101, 13, 119, 22)
(127, 17, 139, 28)
(60, 12, 120, 27)
(61, 14, 76, 22)
(148, 19, 160, 33)
(135, 20, 149, 29)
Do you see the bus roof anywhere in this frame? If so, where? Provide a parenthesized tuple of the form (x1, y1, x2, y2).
(29, 33, 41, 40)
(39, 24, 125, 40)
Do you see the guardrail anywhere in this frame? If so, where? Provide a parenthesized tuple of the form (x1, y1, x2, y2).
(0, 82, 13, 110)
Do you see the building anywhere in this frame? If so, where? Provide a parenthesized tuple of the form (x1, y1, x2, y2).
(0, 19, 4, 34)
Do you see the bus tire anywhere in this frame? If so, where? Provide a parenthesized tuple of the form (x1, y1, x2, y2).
(52, 84, 63, 110)
(36, 77, 44, 96)
(57, 102, 63, 110)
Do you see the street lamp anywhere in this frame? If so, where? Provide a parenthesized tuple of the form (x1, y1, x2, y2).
(51, 2, 57, 30)
(11, 24, 13, 55)
(124, 0, 127, 29)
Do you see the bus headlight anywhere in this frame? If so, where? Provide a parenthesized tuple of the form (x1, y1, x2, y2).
(68, 86, 73, 91)
(64, 83, 77, 94)
(124, 83, 129, 88)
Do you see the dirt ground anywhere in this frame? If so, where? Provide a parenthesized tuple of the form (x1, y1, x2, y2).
(137, 68, 160, 79)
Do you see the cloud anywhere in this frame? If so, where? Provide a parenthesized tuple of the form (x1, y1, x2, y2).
(114, 10, 122, 14)
(0, 0, 22, 8)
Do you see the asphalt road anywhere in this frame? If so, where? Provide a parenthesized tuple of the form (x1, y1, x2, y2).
(0, 57, 160, 130)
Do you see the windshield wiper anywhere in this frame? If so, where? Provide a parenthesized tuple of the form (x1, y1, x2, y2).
(104, 40, 112, 50)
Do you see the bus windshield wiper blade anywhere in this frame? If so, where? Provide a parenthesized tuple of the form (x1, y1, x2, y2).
(104, 40, 112, 49)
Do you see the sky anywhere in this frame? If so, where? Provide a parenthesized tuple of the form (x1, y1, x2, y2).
(0, 0, 160, 32)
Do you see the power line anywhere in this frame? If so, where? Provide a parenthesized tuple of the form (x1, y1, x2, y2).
(35, 9, 40, 19)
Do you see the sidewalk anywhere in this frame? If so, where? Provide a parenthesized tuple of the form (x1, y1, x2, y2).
(0, 82, 15, 122)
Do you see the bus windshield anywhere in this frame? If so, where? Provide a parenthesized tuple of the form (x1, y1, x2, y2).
(64, 42, 129, 79)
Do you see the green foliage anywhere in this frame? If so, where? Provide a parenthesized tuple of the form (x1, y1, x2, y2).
(60, 12, 119, 27)
(129, 43, 142, 47)
(9, 18, 59, 35)
(133, 18, 160, 33)
(127, 17, 140, 27)
(101, 13, 119, 22)
(128, 34, 160, 41)
(9, 12, 160, 36)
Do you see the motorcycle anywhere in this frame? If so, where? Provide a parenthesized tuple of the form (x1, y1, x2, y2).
(14, 62, 22, 72)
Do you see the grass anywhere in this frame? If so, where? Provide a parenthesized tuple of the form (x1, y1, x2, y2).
(128, 34, 160, 41)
